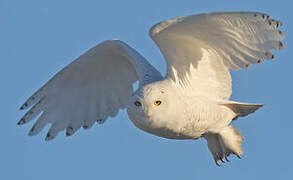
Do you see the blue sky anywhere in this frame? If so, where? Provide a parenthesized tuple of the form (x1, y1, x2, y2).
(1, 0, 292, 179)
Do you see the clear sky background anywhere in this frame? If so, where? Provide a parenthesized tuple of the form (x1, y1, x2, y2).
(1, 0, 292, 179)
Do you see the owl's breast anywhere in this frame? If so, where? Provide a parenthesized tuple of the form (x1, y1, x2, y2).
(126, 108, 195, 140)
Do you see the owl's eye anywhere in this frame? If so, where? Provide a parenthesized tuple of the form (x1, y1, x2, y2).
(134, 101, 142, 107)
(154, 100, 162, 106)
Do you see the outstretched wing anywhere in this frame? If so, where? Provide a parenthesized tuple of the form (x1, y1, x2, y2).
(18, 40, 162, 141)
(150, 12, 285, 100)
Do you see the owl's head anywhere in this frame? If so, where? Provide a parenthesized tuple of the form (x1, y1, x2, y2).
(128, 81, 178, 119)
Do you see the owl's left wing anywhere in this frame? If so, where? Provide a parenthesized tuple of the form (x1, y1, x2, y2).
(150, 12, 285, 100)
(18, 40, 162, 141)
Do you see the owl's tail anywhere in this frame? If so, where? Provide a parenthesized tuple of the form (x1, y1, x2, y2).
(204, 125, 243, 166)
(220, 101, 264, 120)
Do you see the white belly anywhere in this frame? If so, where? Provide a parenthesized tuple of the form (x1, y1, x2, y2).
(126, 99, 233, 140)
(127, 109, 202, 140)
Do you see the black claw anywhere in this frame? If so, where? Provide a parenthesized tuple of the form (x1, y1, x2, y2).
(220, 158, 225, 163)
(83, 125, 89, 130)
(236, 155, 242, 159)
(215, 160, 221, 167)
(225, 156, 230, 162)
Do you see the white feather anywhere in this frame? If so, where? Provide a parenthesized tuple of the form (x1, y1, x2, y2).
(150, 12, 285, 100)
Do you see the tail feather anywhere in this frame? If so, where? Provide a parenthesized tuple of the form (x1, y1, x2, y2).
(204, 125, 243, 166)
(220, 101, 263, 120)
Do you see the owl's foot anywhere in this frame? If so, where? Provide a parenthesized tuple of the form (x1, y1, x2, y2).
(203, 125, 243, 166)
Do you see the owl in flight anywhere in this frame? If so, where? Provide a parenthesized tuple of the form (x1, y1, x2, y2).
(18, 12, 285, 165)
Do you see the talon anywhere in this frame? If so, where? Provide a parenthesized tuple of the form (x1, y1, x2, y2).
(220, 158, 225, 163)
(236, 155, 242, 159)
(215, 159, 221, 167)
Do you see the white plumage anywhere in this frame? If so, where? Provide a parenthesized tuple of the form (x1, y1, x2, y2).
(18, 12, 285, 165)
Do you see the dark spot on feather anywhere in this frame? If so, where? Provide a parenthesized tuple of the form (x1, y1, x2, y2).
(279, 42, 284, 49)
(46, 132, 51, 138)
(30, 125, 36, 132)
(268, 20, 272, 25)
(17, 118, 26, 125)
(66, 131, 71, 136)
(97, 119, 103, 124)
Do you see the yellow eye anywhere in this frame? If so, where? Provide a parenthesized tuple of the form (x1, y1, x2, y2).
(154, 100, 162, 106)
(134, 101, 142, 107)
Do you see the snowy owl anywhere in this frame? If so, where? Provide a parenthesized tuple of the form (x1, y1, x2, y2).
(18, 12, 285, 165)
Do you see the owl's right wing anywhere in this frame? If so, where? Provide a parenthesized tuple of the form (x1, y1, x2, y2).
(150, 12, 285, 100)
(18, 40, 162, 141)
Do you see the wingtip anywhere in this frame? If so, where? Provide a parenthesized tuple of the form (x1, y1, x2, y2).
(45, 132, 55, 141)
(19, 102, 29, 111)
(17, 118, 25, 125)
